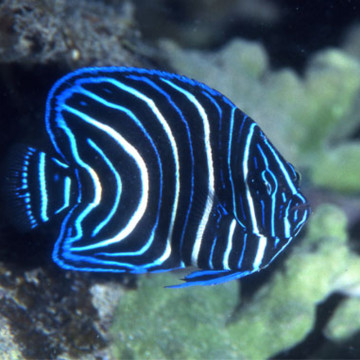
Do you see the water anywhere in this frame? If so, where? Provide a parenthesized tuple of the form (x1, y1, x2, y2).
(0, 0, 360, 359)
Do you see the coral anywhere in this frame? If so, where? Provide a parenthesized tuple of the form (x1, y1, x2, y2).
(311, 143, 360, 193)
(111, 273, 239, 360)
(325, 297, 360, 342)
(110, 204, 360, 360)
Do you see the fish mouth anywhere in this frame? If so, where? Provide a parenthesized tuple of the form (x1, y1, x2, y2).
(290, 201, 311, 214)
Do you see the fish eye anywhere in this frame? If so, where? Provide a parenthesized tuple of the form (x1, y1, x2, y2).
(261, 170, 275, 196)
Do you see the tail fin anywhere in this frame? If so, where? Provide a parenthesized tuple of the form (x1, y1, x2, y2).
(3, 144, 72, 231)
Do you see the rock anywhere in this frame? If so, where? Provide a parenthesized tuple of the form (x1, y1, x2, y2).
(0, 0, 145, 67)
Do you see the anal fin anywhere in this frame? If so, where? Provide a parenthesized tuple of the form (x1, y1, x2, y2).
(167, 269, 252, 288)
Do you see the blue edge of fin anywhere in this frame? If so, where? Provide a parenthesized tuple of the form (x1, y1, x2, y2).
(167, 269, 252, 289)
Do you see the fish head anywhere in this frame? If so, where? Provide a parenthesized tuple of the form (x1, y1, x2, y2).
(234, 124, 311, 242)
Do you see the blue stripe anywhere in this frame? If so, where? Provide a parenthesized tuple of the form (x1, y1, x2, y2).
(55, 176, 71, 214)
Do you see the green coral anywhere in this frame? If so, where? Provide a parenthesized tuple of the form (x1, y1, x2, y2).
(111, 205, 360, 360)
(302, 51, 360, 149)
(311, 143, 360, 192)
(161, 39, 360, 192)
(111, 276, 239, 360)
(325, 298, 360, 342)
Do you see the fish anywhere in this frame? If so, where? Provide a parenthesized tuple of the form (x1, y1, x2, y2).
(4, 67, 311, 288)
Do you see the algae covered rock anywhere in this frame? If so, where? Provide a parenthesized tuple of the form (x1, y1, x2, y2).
(0, 317, 22, 360)
(111, 204, 360, 360)
(0, 0, 144, 67)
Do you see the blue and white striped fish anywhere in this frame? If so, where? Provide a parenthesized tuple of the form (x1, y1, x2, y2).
(5, 67, 310, 287)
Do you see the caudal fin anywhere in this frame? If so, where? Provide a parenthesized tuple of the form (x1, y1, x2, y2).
(3, 145, 46, 231)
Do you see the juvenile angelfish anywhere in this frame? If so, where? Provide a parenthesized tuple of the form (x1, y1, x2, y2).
(5, 67, 310, 287)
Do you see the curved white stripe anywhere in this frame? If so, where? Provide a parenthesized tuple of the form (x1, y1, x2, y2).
(79, 78, 179, 262)
(263, 137, 297, 195)
(60, 106, 148, 250)
(87, 138, 122, 237)
(253, 235, 267, 270)
(161, 79, 215, 267)
(223, 219, 236, 270)
(55, 176, 71, 214)
(227, 108, 244, 225)
(257, 145, 277, 237)
(284, 201, 292, 238)
(57, 122, 102, 233)
(243, 123, 261, 235)
(145, 239, 172, 268)
(52, 157, 69, 168)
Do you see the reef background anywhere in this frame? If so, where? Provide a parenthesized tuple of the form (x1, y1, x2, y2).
(0, 0, 360, 359)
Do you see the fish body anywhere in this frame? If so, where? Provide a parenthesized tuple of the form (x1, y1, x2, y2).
(5, 67, 310, 287)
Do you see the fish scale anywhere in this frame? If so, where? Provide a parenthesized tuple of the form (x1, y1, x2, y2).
(4, 67, 311, 287)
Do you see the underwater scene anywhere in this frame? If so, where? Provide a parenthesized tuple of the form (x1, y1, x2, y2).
(0, 0, 359, 359)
